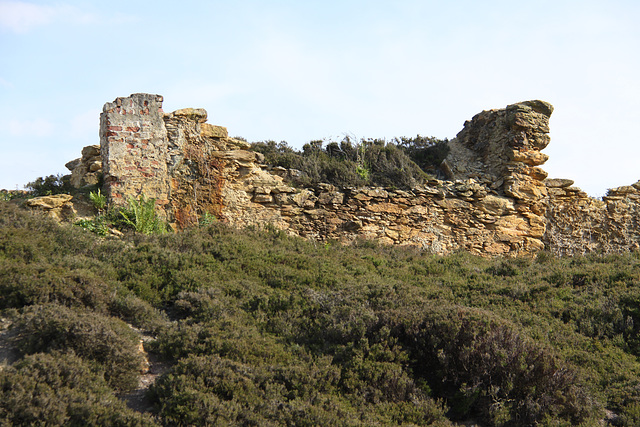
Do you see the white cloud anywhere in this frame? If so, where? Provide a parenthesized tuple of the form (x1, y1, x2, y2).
(2, 118, 55, 137)
(0, 1, 95, 33)
(69, 109, 100, 140)
(0, 76, 13, 88)
(0, 1, 55, 33)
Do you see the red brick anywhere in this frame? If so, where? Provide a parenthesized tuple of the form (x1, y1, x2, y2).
(108, 126, 123, 131)
(126, 126, 140, 132)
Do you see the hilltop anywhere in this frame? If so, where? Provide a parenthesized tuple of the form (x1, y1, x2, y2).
(2, 202, 640, 425)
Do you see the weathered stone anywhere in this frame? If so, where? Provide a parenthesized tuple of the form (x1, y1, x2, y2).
(65, 158, 81, 171)
(544, 178, 574, 188)
(343, 220, 362, 231)
(317, 192, 344, 205)
(253, 194, 273, 203)
(291, 190, 315, 208)
(89, 161, 102, 172)
(26, 194, 73, 209)
(171, 108, 208, 122)
(367, 202, 404, 214)
(201, 123, 228, 139)
(270, 184, 296, 194)
(82, 145, 100, 158)
(509, 150, 549, 166)
(478, 195, 515, 216)
(608, 186, 637, 195)
(25, 194, 75, 221)
(363, 188, 388, 198)
(211, 150, 257, 162)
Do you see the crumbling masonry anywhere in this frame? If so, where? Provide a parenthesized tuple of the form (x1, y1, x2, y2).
(65, 93, 640, 256)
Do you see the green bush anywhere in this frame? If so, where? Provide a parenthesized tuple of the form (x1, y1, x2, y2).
(394, 135, 450, 175)
(25, 174, 73, 196)
(400, 306, 600, 425)
(75, 216, 109, 236)
(150, 354, 450, 426)
(0, 352, 156, 426)
(12, 304, 144, 391)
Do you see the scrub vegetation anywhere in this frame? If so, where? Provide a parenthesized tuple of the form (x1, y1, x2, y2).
(250, 135, 449, 189)
(2, 200, 640, 426)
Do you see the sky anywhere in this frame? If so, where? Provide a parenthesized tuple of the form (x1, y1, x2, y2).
(0, 0, 639, 197)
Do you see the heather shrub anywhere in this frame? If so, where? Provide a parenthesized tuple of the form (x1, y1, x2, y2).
(3, 200, 640, 424)
(394, 135, 450, 175)
(11, 304, 144, 391)
(400, 306, 600, 425)
(0, 265, 113, 312)
(150, 354, 450, 426)
(0, 352, 156, 426)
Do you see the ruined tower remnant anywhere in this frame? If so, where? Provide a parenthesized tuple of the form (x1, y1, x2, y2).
(100, 94, 169, 209)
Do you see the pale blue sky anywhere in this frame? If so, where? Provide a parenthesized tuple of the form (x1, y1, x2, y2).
(1, 0, 638, 196)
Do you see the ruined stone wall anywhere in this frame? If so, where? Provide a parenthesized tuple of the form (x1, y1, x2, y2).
(94, 94, 640, 257)
(544, 180, 640, 255)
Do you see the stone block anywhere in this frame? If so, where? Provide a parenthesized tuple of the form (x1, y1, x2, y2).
(65, 158, 81, 171)
(172, 108, 208, 122)
(201, 123, 228, 139)
(478, 195, 515, 216)
(544, 178, 574, 188)
(82, 145, 100, 158)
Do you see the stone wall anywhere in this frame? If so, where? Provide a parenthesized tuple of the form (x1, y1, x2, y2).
(544, 180, 640, 255)
(90, 93, 640, 257)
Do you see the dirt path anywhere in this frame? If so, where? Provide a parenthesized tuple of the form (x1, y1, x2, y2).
(0, 318, 19, 371)
(119, 328, 170, 414)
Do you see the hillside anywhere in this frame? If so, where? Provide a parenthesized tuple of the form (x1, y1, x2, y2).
(2, 201, 640, 425)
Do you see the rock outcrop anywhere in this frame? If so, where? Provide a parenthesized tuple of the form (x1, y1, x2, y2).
(54, 93, 640, 257)
(25, 194, 75, 221)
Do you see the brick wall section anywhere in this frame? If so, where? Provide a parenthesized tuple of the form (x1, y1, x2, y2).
(99, 93, 169, 211)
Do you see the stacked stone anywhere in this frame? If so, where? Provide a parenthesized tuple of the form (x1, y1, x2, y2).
(232, 175, 541, 256)
(543, 179, 640, 255)
(65, 145, 102, 188)
(441, 100, 554, 254)
(163, 107, 269, 230)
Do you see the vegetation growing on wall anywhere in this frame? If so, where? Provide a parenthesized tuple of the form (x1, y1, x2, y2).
(3, 201, 640, 425)
(251, 135, 449, 189)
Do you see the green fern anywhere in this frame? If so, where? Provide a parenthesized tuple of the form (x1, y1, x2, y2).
(120, 195, 166, 235)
